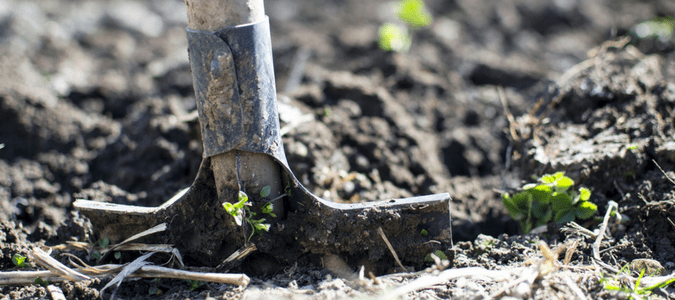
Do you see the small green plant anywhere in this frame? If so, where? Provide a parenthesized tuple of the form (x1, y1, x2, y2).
(420, 228, 429, 236)
(99, 237, 110, 249)
(502, 172, 597, 233)
(186, 279, 205, 291)
(12, 254, 29, 268)
(396, 0, 432, 27)
(148, 286, 161, 295)
(602, 265, 675, 299)
(424, 250, 448, 262)
(34, 277, 49, 287)
(285, 184, 292, 197)
(627, 144, 639, 152)
(114, 251, 122, 260)
(378, 0, 432, 52)
(223, 191, 275, 242)
(634, 16, 675, 42)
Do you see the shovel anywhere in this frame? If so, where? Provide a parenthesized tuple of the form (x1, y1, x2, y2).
(74, 0, 451, 271)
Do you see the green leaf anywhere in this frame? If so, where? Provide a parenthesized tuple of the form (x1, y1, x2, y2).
(114, 252, 121, 260)
(434, 250, 448, 260)
(378, 23, 411, 52)
(223, 202, 235, 215)
(522, 183, 537, 190)
(555, 175, 574, 192)
(503, 194, 525, 220)
(511, 192, 532, 209)
(99, 237, 110, 249)
(92, 251, 101, 260)
(148, 286, 160, 295)
(520, 220, 532, 234)
(540, 206, 553, 224)
(579, 187, 591, 201)
(551, 193, 573, 212)
(238, 191, 249, 203)
(531, 201, 548, 219)
(34, 277, 49, 287)
(223, 202, 244, 226)
(396, 0, 432, 27)
(540, 174, 557, 184)
(424, 250, 448, 261)
(12, 254, 28, 268)
(420, 229, 429, 236)
(186, 279, 204, 291)
(575, 201, 598, 220)
(530, 185, 552, 204)
(535, 216, 549, 228)
(260, 186, 271, 198)
(262, 202, 276, 217)
(554, 209, 576, 224)
(254, 222, 270, 233)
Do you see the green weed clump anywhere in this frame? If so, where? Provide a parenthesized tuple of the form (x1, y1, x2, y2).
(502, 172, 597, 233)
(378, 0, 432, 52)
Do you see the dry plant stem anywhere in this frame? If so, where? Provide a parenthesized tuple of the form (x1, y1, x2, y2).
(47, 285, 67, 300)
(31, 247, 90, 282)
(377, 227, 406, 271)
(184, 0, 282, 204)
(380, 267, 513, 300)
(0, 264, 250, 286)
(134, 265, 250, 286)
(498, 85, 518, 141)
(592, 201, 619, 274)
(562, 275, 589, 300)
(653, 159, 675, 185)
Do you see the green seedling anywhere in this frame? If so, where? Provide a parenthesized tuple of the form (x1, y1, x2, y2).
(148, 286, 161, 295)
(99, 237, 110, 249)
(223, 191, 250, 226)
(12, 254, 29, 268)
(627, 144, 639, 151)
(261, 202, 277, 217)
(186, 279, 205, 291)
(396, 0, 432, 27)
(502, 172, 597, 234)
(223, 191, 275, 242)
(378, 23, 411, 52)
(34, 277, 49, 287)
(424, 250, 448, 262)
(285, 184, 292, 197)
(420, 228, 429, 236)
(634, 16, 675, 42)
(260, 186, 271, 198)
(114, 251, 122, 260)
(378, 0, 432, 52)
(602, 266, 675, 300)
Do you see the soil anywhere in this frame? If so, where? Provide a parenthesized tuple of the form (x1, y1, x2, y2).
(1, 0, 675, 299)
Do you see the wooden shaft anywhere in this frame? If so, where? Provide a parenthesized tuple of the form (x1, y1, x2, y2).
(185, 0, 265, 30)
(184, 0, 282, 205)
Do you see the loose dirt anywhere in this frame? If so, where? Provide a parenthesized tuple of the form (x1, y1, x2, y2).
(1, 0, 675, 299)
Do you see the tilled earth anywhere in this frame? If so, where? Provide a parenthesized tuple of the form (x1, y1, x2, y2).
(1, 0, 675, 299)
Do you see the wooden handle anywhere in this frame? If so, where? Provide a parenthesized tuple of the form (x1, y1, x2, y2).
(184, 0, 282, 207)
(185, 0, 265, 31)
